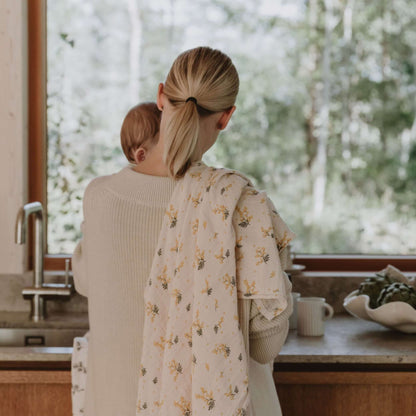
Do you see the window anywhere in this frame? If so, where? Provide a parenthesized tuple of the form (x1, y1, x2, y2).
(29, 0, 416, 271)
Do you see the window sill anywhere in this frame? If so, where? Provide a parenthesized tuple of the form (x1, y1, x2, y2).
(44, 254, 416, 273)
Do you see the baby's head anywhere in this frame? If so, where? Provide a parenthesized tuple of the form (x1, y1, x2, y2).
(120, 102, 161, 164)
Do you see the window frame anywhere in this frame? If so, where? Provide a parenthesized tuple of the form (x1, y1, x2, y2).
(29, 0, 416, 273)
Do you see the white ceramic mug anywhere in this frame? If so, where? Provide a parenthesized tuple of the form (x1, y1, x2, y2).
(289, 292, 301, 329)
(297, 297, 334, 336)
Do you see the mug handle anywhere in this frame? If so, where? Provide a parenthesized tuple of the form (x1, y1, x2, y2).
(323, 303, 334, 321)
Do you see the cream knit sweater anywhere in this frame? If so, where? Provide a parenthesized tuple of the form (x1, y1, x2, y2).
(72, 166, 291, 416)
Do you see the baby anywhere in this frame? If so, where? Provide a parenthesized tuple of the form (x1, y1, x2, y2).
(120, 102, 161, 165)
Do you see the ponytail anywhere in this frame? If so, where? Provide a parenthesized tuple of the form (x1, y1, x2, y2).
(162, 47, 239, 179)
(164, 100, 199, 178)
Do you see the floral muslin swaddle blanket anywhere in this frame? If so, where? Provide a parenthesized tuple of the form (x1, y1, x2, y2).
(137, 162, 294, 416)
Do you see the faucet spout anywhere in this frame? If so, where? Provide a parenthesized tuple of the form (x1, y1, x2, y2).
(15, 202, 72, 321)
(15, 201, 44, 288)
(15, 202, 44, 245)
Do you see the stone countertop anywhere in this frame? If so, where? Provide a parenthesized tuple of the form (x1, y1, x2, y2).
(277, 314, 416, 365)
(0, 346, 73, 362)
(0, 314, 415, 365)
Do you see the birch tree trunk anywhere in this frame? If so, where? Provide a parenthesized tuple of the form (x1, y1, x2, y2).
(127, 0, 142, 105)
(305, 0, 319, 191)
(312, 0, 333, 218)
(341, 0, 354, 161)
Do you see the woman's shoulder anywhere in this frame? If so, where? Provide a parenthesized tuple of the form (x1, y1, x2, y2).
(187, 162, 253, 190)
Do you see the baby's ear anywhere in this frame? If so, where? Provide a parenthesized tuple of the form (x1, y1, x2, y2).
(133, 146, 147, 164)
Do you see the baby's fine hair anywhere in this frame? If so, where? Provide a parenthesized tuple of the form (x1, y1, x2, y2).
(120, 102, 161, 163)
(163, 46, 239, 178)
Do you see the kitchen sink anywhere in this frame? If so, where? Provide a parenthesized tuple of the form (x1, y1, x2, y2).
(0, 328, 87, 347)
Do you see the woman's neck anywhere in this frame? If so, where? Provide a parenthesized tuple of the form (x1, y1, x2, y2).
(132, 141, 170, 177)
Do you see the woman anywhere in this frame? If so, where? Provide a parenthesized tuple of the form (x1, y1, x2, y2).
(73, 46, 294, 416)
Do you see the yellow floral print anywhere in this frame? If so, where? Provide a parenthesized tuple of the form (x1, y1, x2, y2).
(154, 333, 178, 350)
(212, 343, 231, 358)
(276, 230, 292, 251)
(215, 247, 230, 264)
(261, 226, 274, 238)
(137, 163, 294, 415)
(213, 204, 230, 221)
(213, 316, 224, 334)
(184, 330, 192, 347)
(220, 183, 233, 195)
(236, 206, 253, 228)
(172, 288, 182, 304)
(174, 397, 192, 416)
(201, 278, 213, 296)
(222, 273, 236, 295)
(153, 336, 166, 351)
(168, 359, 183, 381)
(192, 219, 199, 235)
(166, 204, 178, 228)
(137, 400, 147, 412)
(195, 387, 215, 410)
(145, 301, 159, 322)
(255, 247, 270, 265)
(174, 260, 185, 276)
(225, 384, 239, 400)
(170, 237, 183, 253)
(192, 310, 204, 336)
(192, 192, 203, 207)
(206, 174, 219, 192)
(190, 171, 202, 180)
(193, 247, 206, 270)
(243, 280, 258, 297)
(157, 265, 170, 290)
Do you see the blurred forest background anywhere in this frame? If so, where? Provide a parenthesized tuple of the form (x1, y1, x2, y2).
(47, 0, 416, 254)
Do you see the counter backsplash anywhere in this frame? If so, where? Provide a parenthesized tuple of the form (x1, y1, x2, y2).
(291, 273, 365, 314)
(0, 272, 88, 313)
(0, 270, 368, 315)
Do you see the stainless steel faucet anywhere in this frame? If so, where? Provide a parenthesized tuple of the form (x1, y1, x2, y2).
(15, 202, 73, 321)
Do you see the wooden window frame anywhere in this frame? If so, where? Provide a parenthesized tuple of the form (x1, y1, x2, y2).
(28, 0, 416, 273)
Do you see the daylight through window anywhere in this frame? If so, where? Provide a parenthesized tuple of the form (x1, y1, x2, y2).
(47, 0, 416, 255)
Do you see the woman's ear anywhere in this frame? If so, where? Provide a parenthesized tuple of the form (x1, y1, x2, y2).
(217, 106, 236, 131)
(157, 83, 165, 111)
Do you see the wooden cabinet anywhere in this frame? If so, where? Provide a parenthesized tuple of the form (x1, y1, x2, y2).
(1, 368, 416, 415)
(0, 370, 72, 416)
(274, 371, 416, 416)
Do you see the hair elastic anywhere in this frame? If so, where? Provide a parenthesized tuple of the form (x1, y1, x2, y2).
(185, 97, 197, 105)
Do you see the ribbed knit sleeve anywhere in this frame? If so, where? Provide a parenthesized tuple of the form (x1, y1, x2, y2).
(238, 243, 293, 364)
(234, 186, 294, 364)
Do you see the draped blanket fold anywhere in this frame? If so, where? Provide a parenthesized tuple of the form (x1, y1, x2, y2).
(136, 162, 293, 416)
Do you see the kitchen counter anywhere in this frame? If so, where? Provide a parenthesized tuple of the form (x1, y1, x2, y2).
(277, 314, 416, 366)
(0, 314, 415, 367)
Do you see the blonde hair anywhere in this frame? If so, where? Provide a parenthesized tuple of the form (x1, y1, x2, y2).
(163, 47, 239, 178)
(120, 102, 161, 163)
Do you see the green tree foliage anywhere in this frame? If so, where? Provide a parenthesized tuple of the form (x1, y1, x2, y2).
(47, 0, 416, 254)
